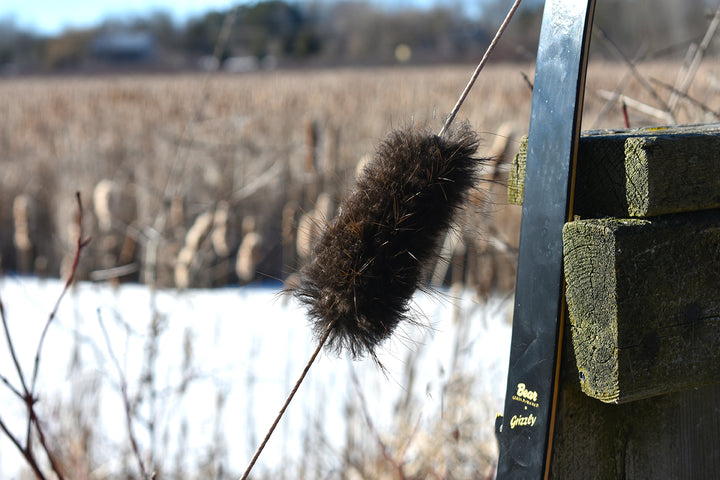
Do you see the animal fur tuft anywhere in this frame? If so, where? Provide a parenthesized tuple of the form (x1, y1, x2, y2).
(294, 122, 485, 360)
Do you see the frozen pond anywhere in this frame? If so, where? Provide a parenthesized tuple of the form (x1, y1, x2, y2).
(0, 277, 512, 478)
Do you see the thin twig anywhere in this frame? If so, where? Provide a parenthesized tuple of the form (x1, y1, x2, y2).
(27, 192, 89, 480)
(651, 76, 720, 120)
(143, 7, 239, 286)
(239, 325, 333, 480)
(31, 192, 91, 395)
(397, 413, 423, 466)
(591, 43, 649, 128)
(0, 415, 46, 480)
(594, 26, 675, 123)
(595, 89, 675, 123)
(0, 297, 48, 480)
(621, 100, 630, 129)
(520, 71, 534, 92)
(230, 159, 285, 203)
(349, 364, 406, 479)
(27, 193, 89, 480)
(591, 68, 633, 128)
(668, 4, 720, 112)
(98, 309, 150, 479)
(0, 194, 87, 480)
(669, 41, 699, 114)
(0, 370, 23, 400)
(163, 6, 239, 203)
(28, 408, 65, 480)
(438, 0, 523, 137)
(0, 416, 26, 462)
(0, 297, 31, 400)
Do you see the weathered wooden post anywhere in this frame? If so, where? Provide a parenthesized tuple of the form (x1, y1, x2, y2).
(509, 124, 720, 478)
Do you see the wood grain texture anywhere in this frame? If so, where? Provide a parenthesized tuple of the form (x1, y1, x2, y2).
(549, 372, 720, 478)
(507, 135, 527, 206)
(562, 211, 720, 403)
(510, 123, 720, 217)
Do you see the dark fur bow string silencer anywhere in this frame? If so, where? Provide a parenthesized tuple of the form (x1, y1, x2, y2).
(241, 2, 523, 477)
(294, 123, 485, 360)
(244, 125, 484, 480)
(293, 0, 523, 363)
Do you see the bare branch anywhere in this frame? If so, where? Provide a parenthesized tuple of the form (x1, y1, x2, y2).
(650, 76, 720, 120)
(592, 68, 633, 128)
(28, 408, 65, 480)
(16, 192, 89, 480)
(0, 370, 23, 400)
(0, 297, 30, 399)
(0, 291, 50, 480)
(0, 415, 46, 480)
(622, 100, 630, 129)
(98, 309, 151, 479)
(520, 71, 534, 92)
(595, 89, 675, 124)
(31, 192, 91, 395)
(669, 5, 720, 112)
(594, 27, 675, 123)
(349, 364, 407, 479)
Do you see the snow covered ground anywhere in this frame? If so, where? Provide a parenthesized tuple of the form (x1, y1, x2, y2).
(0, 277, 512, 478)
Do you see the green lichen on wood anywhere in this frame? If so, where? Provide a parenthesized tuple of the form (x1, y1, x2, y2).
(510, 123, 720, 218)
(563, 217, 649, 403)
(563, 211, 720, 404)
(624, 133, 720, 216)
(507, 135, 527, 205)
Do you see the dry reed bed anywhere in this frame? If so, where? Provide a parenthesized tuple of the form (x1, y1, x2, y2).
(1, 61, 718, 287)
(2, 61, 720, 479)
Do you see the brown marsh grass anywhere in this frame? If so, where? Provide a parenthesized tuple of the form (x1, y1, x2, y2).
(1, 64, 535, 287)
(2, 60, 720, 478)
(4, 61, 717, 288)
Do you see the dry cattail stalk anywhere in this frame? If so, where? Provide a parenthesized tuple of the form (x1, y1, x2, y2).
(240, 216, 256, 237)
(315, 192, 334, 222)
(13, 195, 32, 251)
(295, 212, 317, 261)
(304, 118, 318, 173)
(487, 122, 517, 166)
(322, 124, 340, 180)
(281, 200, 299, 246)
(174, 259, 191, 289)
(93, 178, 137, 234)
(13, 194, 34, 272)
(183, 211, 214, 254)
(430, 227, 466, 286)
(175, 211, 214, 289)
(211, 201, 230, 257)
(296, 192, 335, 261)
(93, 179, 116, 233)
(235, 231, 263, 283)
(170, 194, 185, 230)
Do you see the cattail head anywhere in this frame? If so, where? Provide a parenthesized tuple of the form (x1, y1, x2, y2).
(293, 122, 485, 360)
(236, 231, 264, 283)
(93, 179, 116, 233)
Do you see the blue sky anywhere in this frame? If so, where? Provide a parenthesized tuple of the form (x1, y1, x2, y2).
(2, 0, 238, 34)
(1, 0, 452, 35)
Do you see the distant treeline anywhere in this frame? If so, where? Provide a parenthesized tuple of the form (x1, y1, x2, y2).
(0, 0, 717, 73)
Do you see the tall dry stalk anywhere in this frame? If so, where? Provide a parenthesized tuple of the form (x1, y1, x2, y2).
(0, 193, 90, 480)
